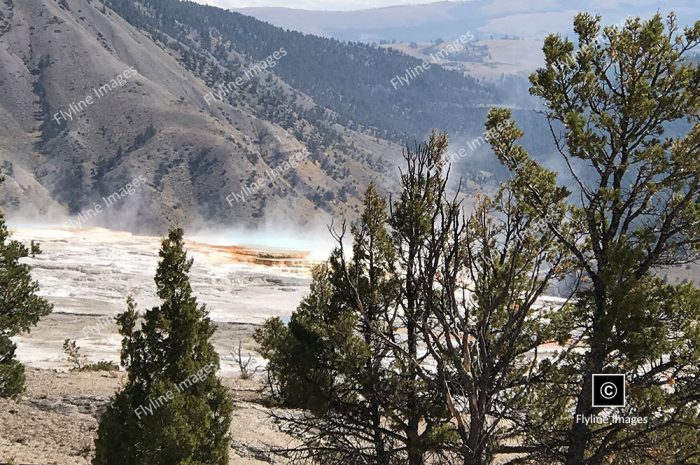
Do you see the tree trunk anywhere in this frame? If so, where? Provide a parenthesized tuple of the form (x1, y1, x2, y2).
(463, 409, 488, 465)
(565, 358, 595, 465)
(406, 315, 423, 465)
(372, 404, 388, 464)
(566, 285, 607, 465)
(407, 430, 422, 465)
(405, 247, 423, 465)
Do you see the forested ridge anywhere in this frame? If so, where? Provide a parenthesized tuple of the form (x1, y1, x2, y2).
(102, 0, 498, 143)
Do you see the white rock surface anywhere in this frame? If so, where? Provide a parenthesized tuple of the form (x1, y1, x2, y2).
(8, 226, 318, 371)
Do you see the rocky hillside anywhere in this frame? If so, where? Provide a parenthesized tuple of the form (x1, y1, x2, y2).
(0, 0, 389, 231)
(0, 0, 500, 232)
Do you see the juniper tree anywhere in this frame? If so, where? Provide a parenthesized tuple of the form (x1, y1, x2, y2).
(318, 140, 458, 465)
(350, 136, 575, 465)
(0, 175, 53, 398)
(486, 12, 700, 465)
(93, 228, 232, 465)
(256, 170, 454, 465)
(255, 263, 377, 464)
(343, 183, 402, 464)
(255, 263, 367, 413)
(330, 180, 451, 464)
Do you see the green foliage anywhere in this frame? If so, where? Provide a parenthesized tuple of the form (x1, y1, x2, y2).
(256, 135, 470, 465)
(487, 12, 700, 465)
(92, 228, 232, 465)
(255, 11, 700, 465)
(255, 264, 367, 412)
(0, 336, 25, 399)
(417, 188, 573, 463)
(77, 360, 120, 372)
(63, 338, 84, 369)
(128, 124, 156, 152)
(0, 181, 53, 398)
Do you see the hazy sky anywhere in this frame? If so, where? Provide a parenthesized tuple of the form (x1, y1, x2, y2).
(193, 0, 436, 10)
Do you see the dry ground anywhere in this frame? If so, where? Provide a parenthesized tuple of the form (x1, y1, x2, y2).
(0, 368, 294, 465)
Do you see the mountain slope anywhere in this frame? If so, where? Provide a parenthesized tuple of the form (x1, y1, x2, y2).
(103, 0, 498, 142)
(0, 0, 504, 232)
(0, 0, 406, 231)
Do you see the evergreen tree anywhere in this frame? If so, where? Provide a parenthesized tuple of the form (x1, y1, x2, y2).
(0, 175, 53, 398)
(486, 12, 700, 465)
(345, 183, 400, 464)
(256, 139, 459, 465)
(101, 0, 494, 144)
(93, 228, 232, 465)
(383, 132, 456, 465)
(416, 188, 572, 465)
(330, 180, 450, 464)
(255, 263, 367, 413)
(255, 263, 376, 464)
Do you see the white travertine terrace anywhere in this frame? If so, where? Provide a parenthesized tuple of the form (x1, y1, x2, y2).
(9, 227, 317, 373)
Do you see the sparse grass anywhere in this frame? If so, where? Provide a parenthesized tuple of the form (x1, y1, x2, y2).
(63, 339, 120, 372)
(73, 361, 120, 372)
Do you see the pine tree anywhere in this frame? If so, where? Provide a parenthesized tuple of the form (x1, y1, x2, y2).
(93, 228, 232, 465)
(388, 132, 452, 465)
(256, 142, 456, 465)
(255, 263, 367, 413)
(346, 183, 400, 464)
(417, 188, 572, 465)
(327, 180, 449, 464)
(0, 176, 53, 398)
(486, 12, 700, 465)
(255, 263, 375, 464)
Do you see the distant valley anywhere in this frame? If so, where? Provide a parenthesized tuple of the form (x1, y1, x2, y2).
(235, 0, 699, 42)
